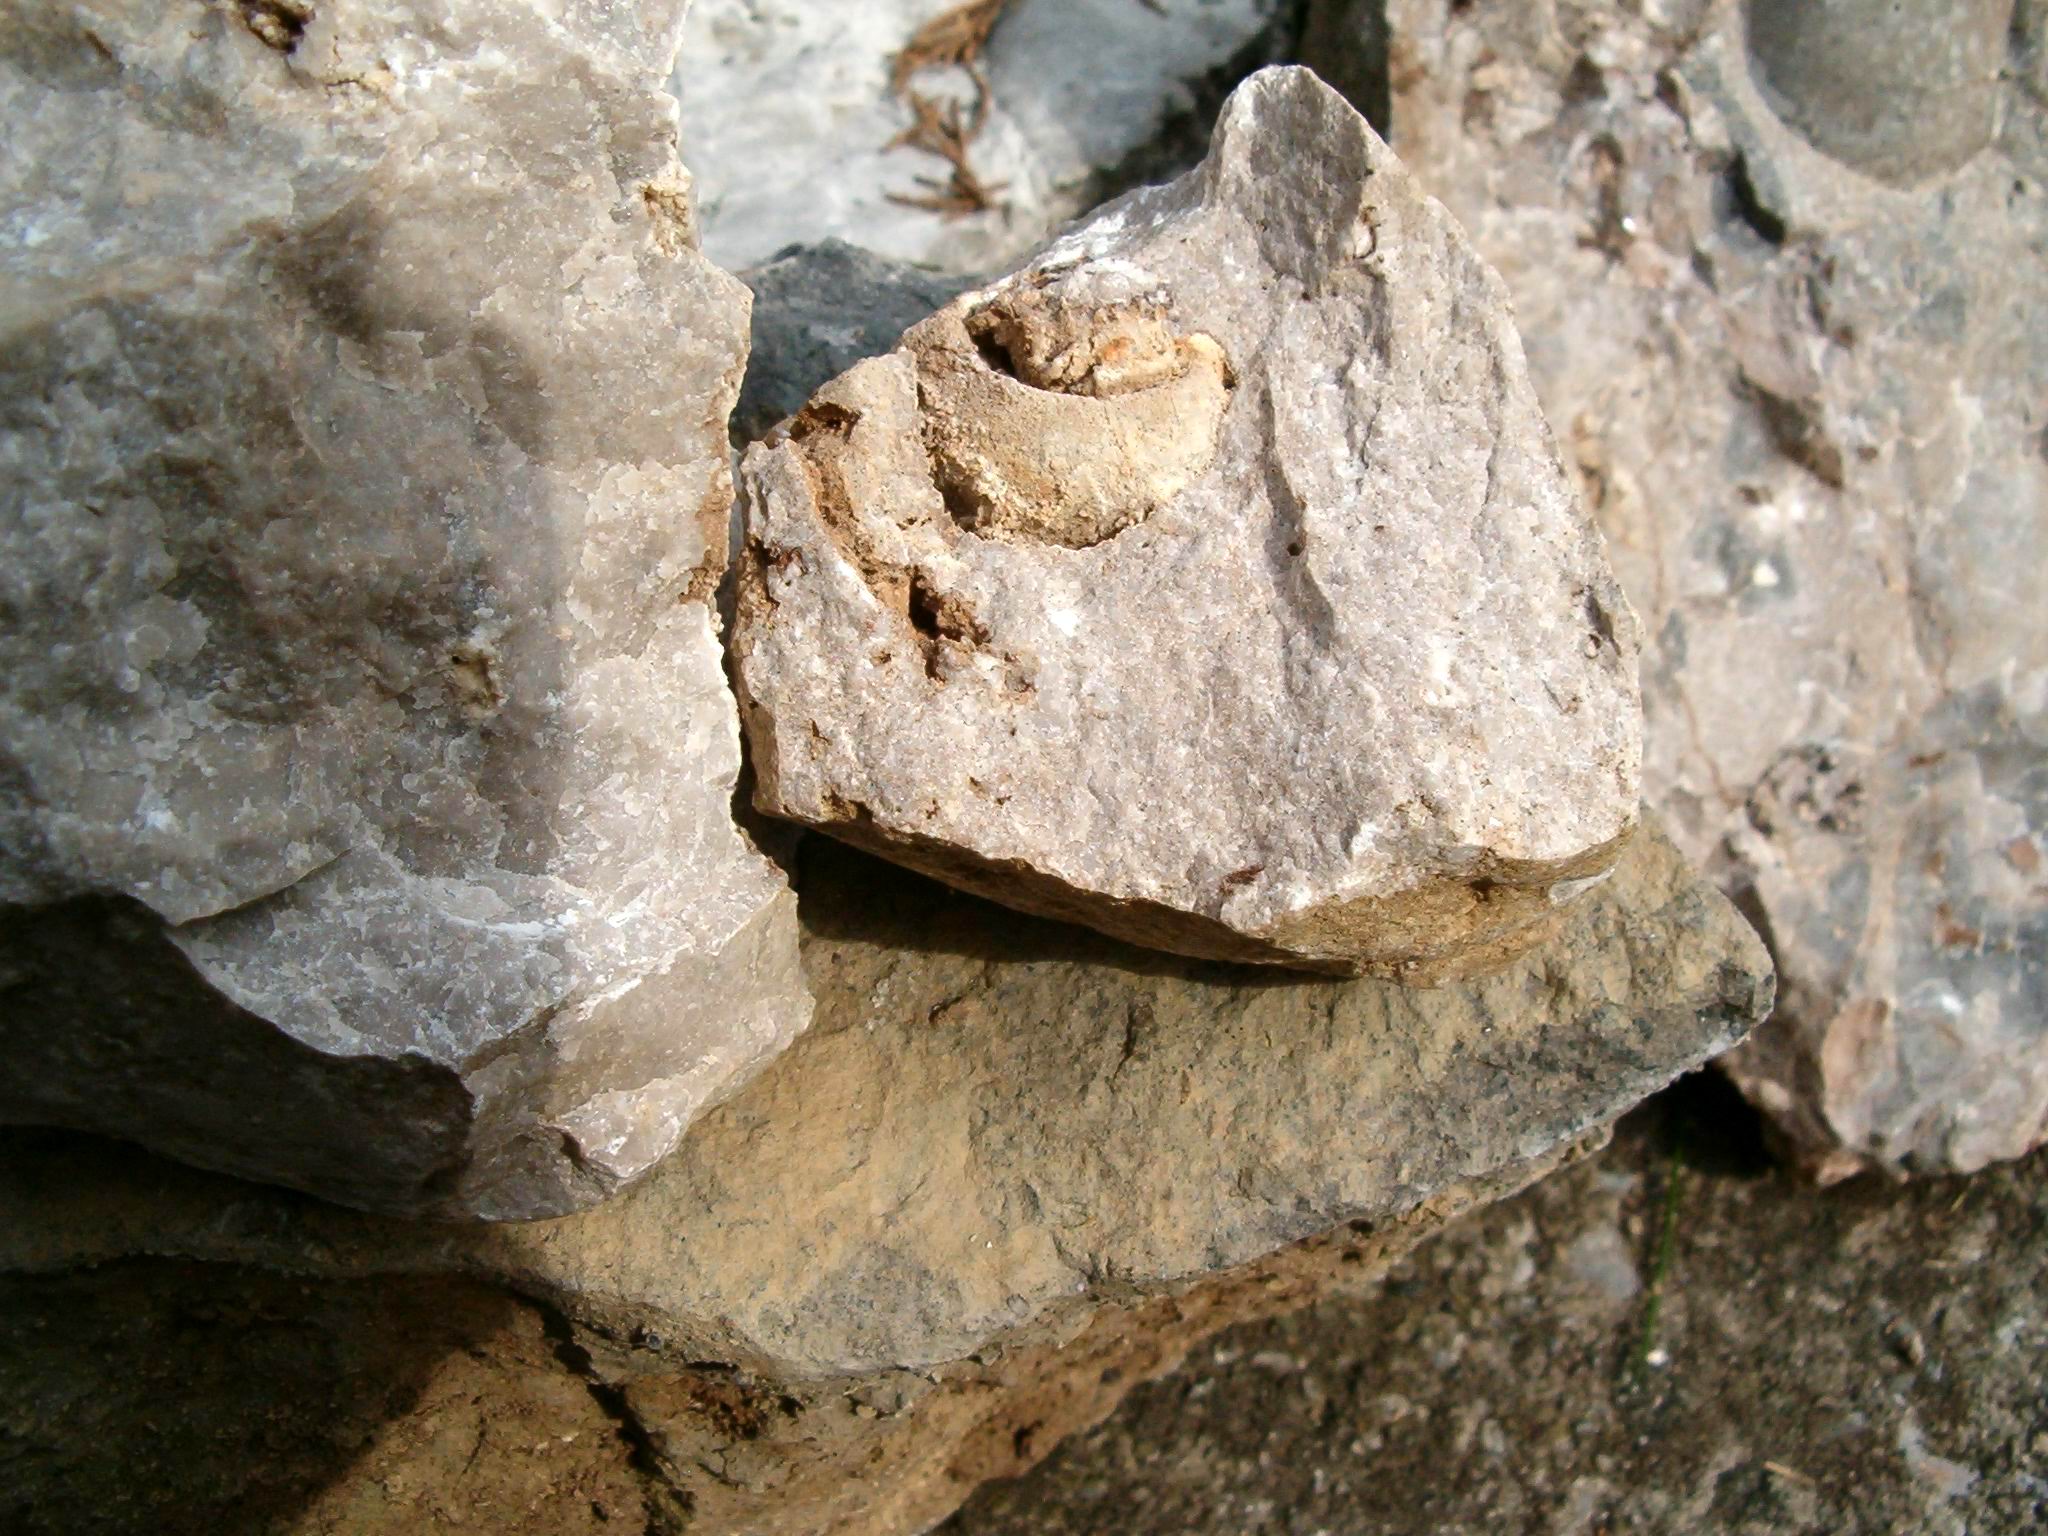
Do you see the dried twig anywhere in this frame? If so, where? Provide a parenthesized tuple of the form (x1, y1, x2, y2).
(885, 81, 1008, 218)
(889, 0, 1157, 218)
(891, 0, 1010, 91)
(887, 5, 1013, 219)
(1627, 1145, 1687, 1387)
(888, 72, 992, 153)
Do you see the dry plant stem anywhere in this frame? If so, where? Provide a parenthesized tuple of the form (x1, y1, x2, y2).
(892, 0, 1009, 90)
(887, 75, 1007, 217)
(1629, 1146, 1687, 1385)
(887, 3, 1010, 218)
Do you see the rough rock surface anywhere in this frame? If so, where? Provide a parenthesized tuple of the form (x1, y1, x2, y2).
(0, 0, 808, 1219)
(1747, 0, 2015, 188)
(1307, 0, 2048, 1173)
(675, 0, 1297, 273)
(733, 66, 1644, 981)
(0, 818, 1770, 1534)
(735, 240, 975, 445)
(950, 1094, 2048, 1536)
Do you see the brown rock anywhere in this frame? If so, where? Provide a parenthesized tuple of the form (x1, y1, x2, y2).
(0, 818, 1770, 1532)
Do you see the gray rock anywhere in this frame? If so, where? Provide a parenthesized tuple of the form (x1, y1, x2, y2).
(675, 0, 1295, 274)
(1317, 0, 2048, 1174)
(735, 241, 974, 444)
(0, 817, 1770, 1531)
(1746, 0, 2014, 187)
(0, 0, 809, 1219)
(731, 66, 1644, 982)
(947, 1108, 2048, 1536)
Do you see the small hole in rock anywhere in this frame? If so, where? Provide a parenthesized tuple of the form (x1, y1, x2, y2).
(965, 311, 1021, 379)
(791, 401, 861, 441)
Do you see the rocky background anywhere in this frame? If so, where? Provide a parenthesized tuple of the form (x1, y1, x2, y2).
(2, 1, 2042, 1533)
(946, 1083, 2048, 1536)
(690, 0, 2048, 1186)
(693, 0, 2048, 1188)
(1353, 0, 2047, 1183)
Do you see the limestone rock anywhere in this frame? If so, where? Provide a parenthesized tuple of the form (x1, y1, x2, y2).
(675, 0, 1296, 274)
(735, 240, 974, 445)
(0, 819, 1771, 1532)
(1, 821, 1765, 1374)
(1746, 0, 2014, 188)
(731, 66, 1644, 982)
(1315, 0, 2048, 1173)
(0, 0, 809, 1219)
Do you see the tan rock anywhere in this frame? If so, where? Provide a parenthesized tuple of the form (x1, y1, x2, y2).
(0, 819, 1770, 1533)
(732, 66, 1644, 981)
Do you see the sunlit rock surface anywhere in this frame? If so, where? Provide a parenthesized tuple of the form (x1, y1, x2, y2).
(1308, 0, 2048, 1173)
(0, 0, 809, 1219)
(0, 818, 1769, 1534)
(732, 67, 1643, 980)
(674, 0, 1296, 272)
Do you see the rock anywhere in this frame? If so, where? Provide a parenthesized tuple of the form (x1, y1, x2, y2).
(735, 241, 975, 445)
(1314, 0, 2048, 1174)
(0, 0, 809, 1219)
(1745, 0, 2015, 188)
(731, 66, 1644, 982)
(948, 1111, 2048, 1536)
(0, 817, 1771, 1533)
(675, 0, 1296, 274)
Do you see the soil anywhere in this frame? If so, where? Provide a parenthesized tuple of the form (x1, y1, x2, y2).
(945, 1076, 2048, 1536)
(0, 1270, 664, 1536)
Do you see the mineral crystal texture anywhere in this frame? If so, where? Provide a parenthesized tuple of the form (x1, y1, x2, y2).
(732, 66, 1644, 980)
(1310, 0, 2048, 1172)
(0, 0, 808, 1219)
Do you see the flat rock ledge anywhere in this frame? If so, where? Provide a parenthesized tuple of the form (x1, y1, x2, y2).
(1, 820, 1769, 1535)
(731, 66, 1644, 984)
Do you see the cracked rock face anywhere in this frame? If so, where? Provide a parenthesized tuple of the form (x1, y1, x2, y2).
(732, 67, 1644, 981)
(0, 0, 809, 1218)
(1328, 0, 2048, 1173)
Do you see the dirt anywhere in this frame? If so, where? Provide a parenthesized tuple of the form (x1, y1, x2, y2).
(0, 1269, 659, 1536)
(944, 1075, 2048, 1536)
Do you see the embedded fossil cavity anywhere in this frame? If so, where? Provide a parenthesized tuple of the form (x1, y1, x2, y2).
(910, 285, 1231, 547)
(966, 291, 1190, 397)
(732, 68, 1644, 982)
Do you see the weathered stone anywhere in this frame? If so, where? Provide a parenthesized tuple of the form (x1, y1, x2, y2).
(735, 240, 975, 445)
(0, 0, 809, 1219)
(1313, 0, 2048, 1174)
(1746, 0, 2014, 188)
(675, 0, 1296, 274)
(0, 817, 1771, 1533)
(731, 66, 1644, 982)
